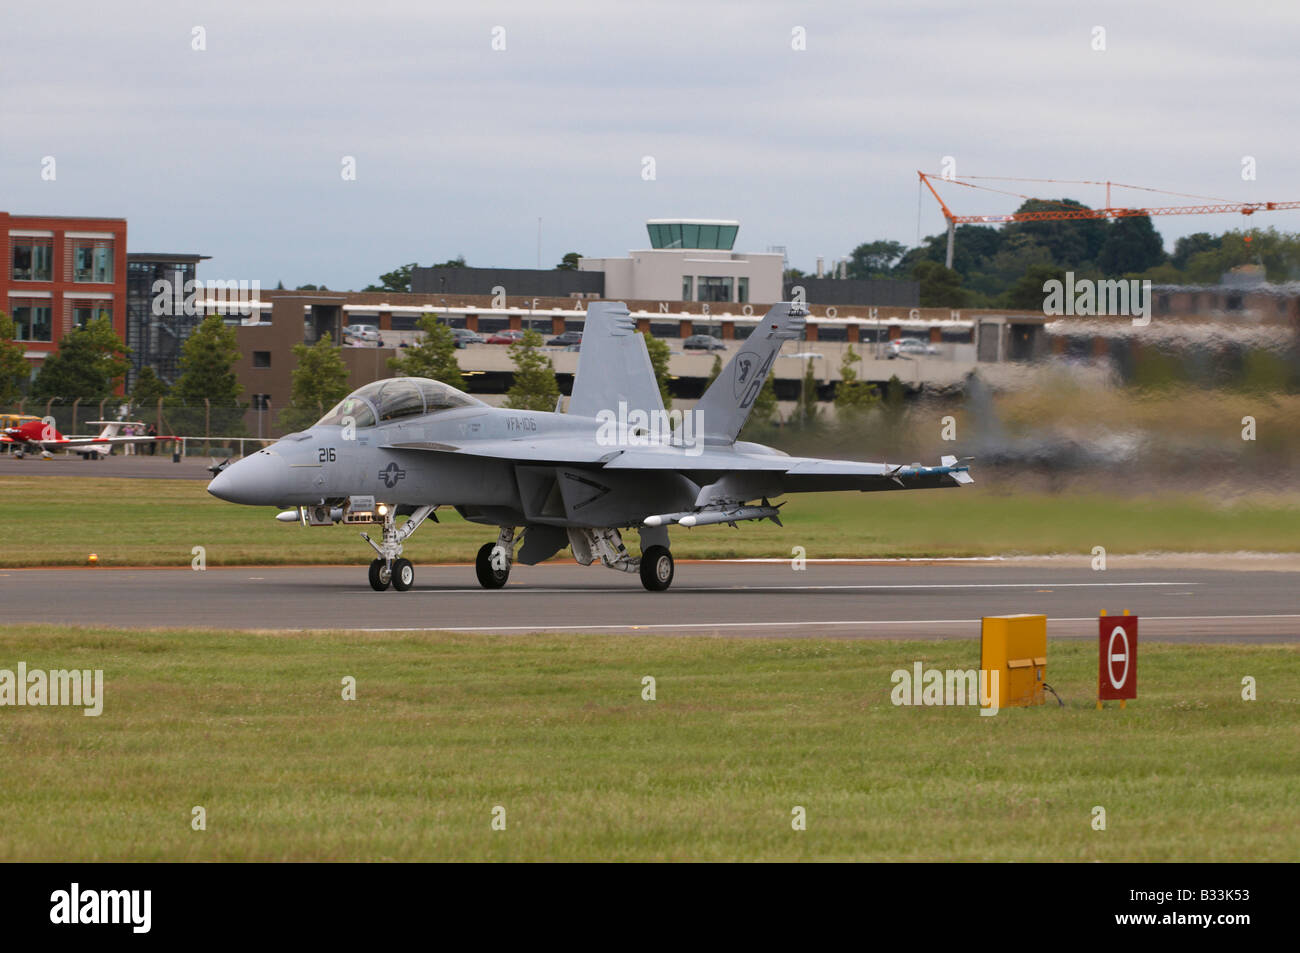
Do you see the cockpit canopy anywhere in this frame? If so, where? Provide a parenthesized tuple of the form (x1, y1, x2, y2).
(315, 377, 485, 428)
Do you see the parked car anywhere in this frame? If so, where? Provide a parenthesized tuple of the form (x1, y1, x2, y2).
(546, 331, 583, 347)
(887, 338, 939, 358)
(683, 334, 727, 351)
(486, 330, 525, 345)
(449, 327, 485, 348)
(342, 324, 381, 344)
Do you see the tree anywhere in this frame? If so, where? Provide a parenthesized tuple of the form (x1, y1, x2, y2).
(1005, 263, 1067, 311)
(847, 240, 907, 279)
(433, 256, 467, 268)
(556, 252, 582, 271)
(1172, 232, 1220, 270)
(30, 315, 131, 403)
(280, 332, 350, 433)
(834, 345, 878, 413)
(504, 329, 560, 411)
(387, 313, 466, 389)
(1098, 215, 1167, 274)
(641, 332, 673, 409)
(741, 372, 779, 436)
(794, 358, 820, 428)
(706, 353, 723, 385)
(880, 373, 907, 439)
(170, 314, 247, 435)
(362, 263, 417, 293)
(912, 260, 967, 307)
(0, 312, 30, 406)
(295, 283, 329, 291)
(1003, 199, 1108, 269)
(130, 366, 170, 426)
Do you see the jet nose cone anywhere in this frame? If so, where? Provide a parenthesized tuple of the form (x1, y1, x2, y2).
(206, 468, 237, 501)
(206, 451, 288, 505)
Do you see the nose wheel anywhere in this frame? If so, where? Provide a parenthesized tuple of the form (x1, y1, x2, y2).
(368, 557, 414, 591)
(361, 505, 434, 592)
(368, 558, 392, 591)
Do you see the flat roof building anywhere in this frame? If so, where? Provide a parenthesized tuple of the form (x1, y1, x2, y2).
(580, 219, 784, 304)
(126, 252, 211, 387)
(1, 212, 127, 378)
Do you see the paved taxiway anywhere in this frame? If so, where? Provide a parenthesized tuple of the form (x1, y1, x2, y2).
(0, 454, 213, 479)
(1, 563, 1296, 641)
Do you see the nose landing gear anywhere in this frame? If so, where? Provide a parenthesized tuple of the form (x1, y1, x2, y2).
(361, 504, 434, 592)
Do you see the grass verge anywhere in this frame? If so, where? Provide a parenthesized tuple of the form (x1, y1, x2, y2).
(0, 625, 1296, 861)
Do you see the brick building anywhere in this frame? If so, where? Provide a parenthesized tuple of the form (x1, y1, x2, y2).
(1, 212, 128, 377)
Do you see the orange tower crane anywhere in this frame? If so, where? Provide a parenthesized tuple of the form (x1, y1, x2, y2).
(917, 172, 1300, 268)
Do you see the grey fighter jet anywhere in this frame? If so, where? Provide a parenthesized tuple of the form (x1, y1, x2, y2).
(207, 302, 972, 592)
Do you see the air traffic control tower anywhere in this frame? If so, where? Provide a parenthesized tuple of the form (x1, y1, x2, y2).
(579, 218, 784, 305)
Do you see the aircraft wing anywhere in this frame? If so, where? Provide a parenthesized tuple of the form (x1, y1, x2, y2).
(383, 439, 617, 465)
(386, 439, 971, 492)
(776, 455, 973, 492)
(607, 448, 970, 490)
(49, 435, 163, 449)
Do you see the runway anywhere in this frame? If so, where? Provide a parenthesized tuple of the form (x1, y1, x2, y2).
(2, 562, 1298, 641)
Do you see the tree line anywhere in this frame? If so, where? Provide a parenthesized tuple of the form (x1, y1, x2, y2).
(816, 200, 1300, 308)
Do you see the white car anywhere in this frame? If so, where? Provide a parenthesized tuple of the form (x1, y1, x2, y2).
(888, 338, 938, 358)
(343, 324, 381, 345)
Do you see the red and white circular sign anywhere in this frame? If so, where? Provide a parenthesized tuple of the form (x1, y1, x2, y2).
(1107, 625, 1130, 691)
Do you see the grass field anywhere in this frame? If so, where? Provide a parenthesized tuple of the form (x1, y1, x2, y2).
(0, 625, 1295, 861)
(3, 475, 1300, 567)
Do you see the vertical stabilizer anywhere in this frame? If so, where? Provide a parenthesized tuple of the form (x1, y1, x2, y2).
(567, 302, 666, 419)
(692, 302, 806, 444)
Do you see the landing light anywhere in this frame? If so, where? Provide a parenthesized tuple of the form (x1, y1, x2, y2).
(377, 504, 389, 516)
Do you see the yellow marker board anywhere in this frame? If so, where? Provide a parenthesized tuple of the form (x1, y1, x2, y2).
(980, 614, 1047, 709)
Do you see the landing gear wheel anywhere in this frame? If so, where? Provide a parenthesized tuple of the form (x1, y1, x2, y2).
(640, 545, 674, 592)
(476, 542, 510, 589)
(368, 558, 392, 591)
(392, 558, 415, 591)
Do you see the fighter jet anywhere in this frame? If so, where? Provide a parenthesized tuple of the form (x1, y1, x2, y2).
(207, 302, 972, 592)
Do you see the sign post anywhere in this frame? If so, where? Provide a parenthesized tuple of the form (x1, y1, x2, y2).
(1097, 610, 1138, 709)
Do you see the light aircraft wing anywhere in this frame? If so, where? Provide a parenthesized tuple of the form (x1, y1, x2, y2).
(36, 435, 163, 450)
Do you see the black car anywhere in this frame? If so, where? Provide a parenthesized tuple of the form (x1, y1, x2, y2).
(683, 334, 727, 351)
(546, 331, 583, 347)
(449, 327, 484, 349)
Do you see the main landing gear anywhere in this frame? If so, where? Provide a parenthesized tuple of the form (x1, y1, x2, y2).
(361, 504, 434, 592)
(475, 527, 516, 589)
(639, 545, 674, 592)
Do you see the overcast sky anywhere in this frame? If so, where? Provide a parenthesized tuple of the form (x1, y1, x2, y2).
(4, 0, 1299, 289)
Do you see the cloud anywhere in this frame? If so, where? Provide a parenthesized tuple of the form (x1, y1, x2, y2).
(3, 0, 1299, 287)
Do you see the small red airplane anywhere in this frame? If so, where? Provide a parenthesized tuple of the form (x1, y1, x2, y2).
(1, 417, 165, 459)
